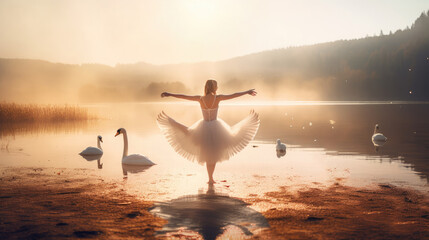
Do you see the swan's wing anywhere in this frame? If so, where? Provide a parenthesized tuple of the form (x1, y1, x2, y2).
(372, 133, 387, 141)
(276, 144, 286, 151)
(80, 147, 103, 155)
(122, 154, 155, 165)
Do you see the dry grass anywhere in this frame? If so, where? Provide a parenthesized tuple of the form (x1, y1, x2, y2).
(0, 102, 94, 122)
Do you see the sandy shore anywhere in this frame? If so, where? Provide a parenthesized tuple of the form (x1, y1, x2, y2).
(250, 183, 429, 239)
(1, 167, 428, 239)
(0, 167, 166, 239)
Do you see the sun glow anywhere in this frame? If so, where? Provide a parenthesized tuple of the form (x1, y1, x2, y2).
(185, 0, 217, 20)
(0, 1, 427, 65)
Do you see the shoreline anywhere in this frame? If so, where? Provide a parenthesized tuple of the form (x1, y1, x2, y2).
(1, 167, 428, 239)
(0, 167, 166, 239)
(251, 182, 429, 239)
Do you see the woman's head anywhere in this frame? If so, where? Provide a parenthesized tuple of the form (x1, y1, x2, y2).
(204, 79, 218, 95)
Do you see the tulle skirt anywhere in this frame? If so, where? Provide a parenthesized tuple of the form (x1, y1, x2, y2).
(157, 110, 260, 165)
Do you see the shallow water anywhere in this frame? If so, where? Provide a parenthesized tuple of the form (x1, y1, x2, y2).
(1, 101, 429, 238)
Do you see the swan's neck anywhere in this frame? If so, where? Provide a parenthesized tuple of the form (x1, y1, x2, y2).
(122, 131, 129, 158)
(373, 127, 378, 135)
(97, 138, 102, 149)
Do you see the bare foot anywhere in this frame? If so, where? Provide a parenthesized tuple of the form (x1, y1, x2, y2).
(208, 179, 216, 184)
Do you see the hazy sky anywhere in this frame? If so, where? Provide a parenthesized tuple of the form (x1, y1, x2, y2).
(0, 0, 427, 65)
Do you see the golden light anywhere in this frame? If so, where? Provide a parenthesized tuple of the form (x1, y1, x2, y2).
(185, 0, 217, 21)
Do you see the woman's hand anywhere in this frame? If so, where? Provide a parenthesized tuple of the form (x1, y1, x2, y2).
(247, 89, 257, 96)
(161, 92, 170, 98)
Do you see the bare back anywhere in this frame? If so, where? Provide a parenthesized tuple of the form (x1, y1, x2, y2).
(199, 94, 220, 110)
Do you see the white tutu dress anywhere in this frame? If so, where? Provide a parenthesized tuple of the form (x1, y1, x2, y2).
(157, 97, 260, 165)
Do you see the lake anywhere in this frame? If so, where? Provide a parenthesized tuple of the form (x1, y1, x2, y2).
(1, 101, 428, 237)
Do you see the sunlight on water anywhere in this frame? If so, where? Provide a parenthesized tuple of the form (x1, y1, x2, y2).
(1, 102, 429, 238)
(135, 100, 429, 107)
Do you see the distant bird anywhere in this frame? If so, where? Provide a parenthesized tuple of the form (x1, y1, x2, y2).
(80, 135, 103, 155)
(115, 128, 155, 166)
(276, 139, 286, 158)
(276, 139, 287, 152)
(372, 124, 387, 142)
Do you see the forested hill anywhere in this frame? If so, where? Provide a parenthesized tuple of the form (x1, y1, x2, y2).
(0, 11, 428, 103)
(217, 10, 429, 101)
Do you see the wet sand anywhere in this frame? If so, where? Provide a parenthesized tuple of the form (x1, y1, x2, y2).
(250, 183, 429, 239)
(0, 167, 166, 239)
(1, 167, 428, 239)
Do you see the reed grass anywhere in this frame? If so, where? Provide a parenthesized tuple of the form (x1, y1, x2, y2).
(0, 103, 94, 122)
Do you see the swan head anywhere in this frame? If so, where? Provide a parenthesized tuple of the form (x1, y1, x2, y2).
(374, 124, 380, 134)
(115, 128, 124, 137)
(98, 135, 103, 143)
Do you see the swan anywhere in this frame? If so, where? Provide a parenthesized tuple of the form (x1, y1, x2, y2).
(372, 124, 387, 142)
(276, 139, 286, 158)
(115, 128, 155, 166)
(80, 135, 103, 155)
(276, 139, 286, 152)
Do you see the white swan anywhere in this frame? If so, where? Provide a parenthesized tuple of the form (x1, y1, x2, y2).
(115, 128, 155, 166)
(276, 139, 286, 152)
(372, 124, 387, 142)
(80, 135, 103, 155)
(276, 139, 286, 158)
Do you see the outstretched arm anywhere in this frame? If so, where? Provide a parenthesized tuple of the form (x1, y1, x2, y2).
(218, 89, 257, 101)
(161, 92, 200, 101)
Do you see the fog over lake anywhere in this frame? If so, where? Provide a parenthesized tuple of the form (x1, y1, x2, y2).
(1, 102, 428, 206)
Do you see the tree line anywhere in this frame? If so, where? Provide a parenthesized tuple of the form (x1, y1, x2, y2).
(0, 11, 428, 102)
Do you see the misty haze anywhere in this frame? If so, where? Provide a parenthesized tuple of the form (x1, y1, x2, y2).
(1, 1, 429, 240)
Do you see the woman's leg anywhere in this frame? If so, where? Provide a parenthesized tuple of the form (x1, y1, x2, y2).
(206, 163, 216, 183)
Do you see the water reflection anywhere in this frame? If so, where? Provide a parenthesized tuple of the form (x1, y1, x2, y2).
(373, 139, 387, 153)
(276, 149, 286, 158)
(150, 183, 269, 240)
(254, 104, 429, 181)
(80, 154, 103, 169)
(122, 164, 153, 177)
(0, 120, 93, 137)
(1, 102, 428, 185)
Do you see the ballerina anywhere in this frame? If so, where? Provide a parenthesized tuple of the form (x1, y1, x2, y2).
(157, 79, 260, 183)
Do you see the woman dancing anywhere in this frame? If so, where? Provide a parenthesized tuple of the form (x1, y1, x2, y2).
(157, 79, 259, 183)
